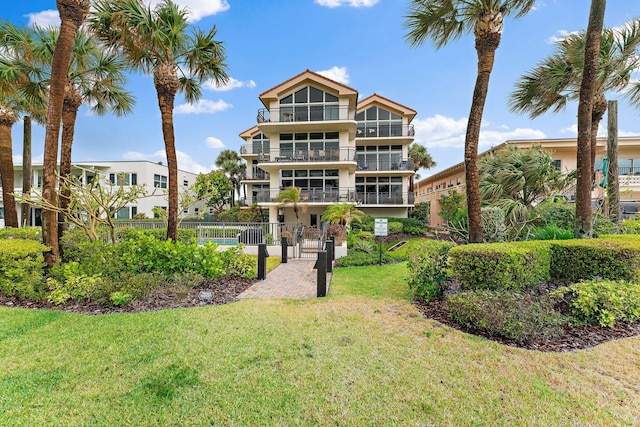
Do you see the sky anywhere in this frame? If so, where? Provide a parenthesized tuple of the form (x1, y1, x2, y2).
(4, 0, 640, 178)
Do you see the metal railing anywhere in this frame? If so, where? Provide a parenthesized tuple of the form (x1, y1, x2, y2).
(355, 123, 415, 138)
(245, 167, 269, 180)
(250, 188, 415, 205)
(239, 144, 270, 156)
(257, 105, 356, 123)
(618, 166, 640, 176)
(356, 158, 415, 172)
(257, 148, 357, 163)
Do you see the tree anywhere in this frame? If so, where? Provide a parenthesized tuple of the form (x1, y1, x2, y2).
(29, 26, 135, 237)
(91, 0, 229, 242)
(408, 142, 435, 192)
(276, 187, 307, 223)
(509, 19, 640, 180)
(193, 170, 233, 214)
(215, 149, 244, 206)
(575, 0, 606, 238)
(41, 0, 90, 266)
(0, 22, 48, 228)
(405, 0, 536, 243)
(321, 203, 365, 229)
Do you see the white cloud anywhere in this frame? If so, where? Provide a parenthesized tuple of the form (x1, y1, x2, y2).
(123, 149, 210, 174)
(204, 77, 256, 92)
(316, 66, 350, 84)
(205, 137, 225, 148)
(413, 114, 545, 148)
(12, 154, 44, 165)
(175, 99, 232, 114)
(148, 0, 230, 22)
(315, 0, 379, 7)
(548, 30, 579, 44)
(25, 10, 60, 27)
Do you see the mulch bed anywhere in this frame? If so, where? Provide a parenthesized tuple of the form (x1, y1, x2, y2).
(413, 297, 640, 352)
(1, 277, 256, 315)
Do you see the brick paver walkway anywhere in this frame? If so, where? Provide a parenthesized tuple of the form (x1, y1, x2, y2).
(238, 259, 332, 299)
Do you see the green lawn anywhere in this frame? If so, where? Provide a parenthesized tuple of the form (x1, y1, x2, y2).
(1, 262, 639, 426)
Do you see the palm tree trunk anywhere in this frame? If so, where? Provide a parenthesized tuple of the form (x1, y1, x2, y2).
(0, 121, 19, 228)
(42, 0, 89, 266)
(466, 32, 501, 243)
(575, 0, 606, 239)
(21, 116, 32, 227)
(589, 96, 607, 181)
(606, 100, 620, 222)
(58, 93, 81, 240)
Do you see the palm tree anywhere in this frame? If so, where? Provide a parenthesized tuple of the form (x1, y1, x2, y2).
(215, 149, 244, 206)
(276, 187, 307, 223)
(321, 203, 365, 229)
(41, 0, 90, 265)
(575, 0, 606, 238)
(0, 23, 48, 228)
(91, 0, 229, 241)
(30, 26, 134, 237)
(405, 0, 536, 243)
(408, 142, 435, 192)
(509, 19, 640, 181)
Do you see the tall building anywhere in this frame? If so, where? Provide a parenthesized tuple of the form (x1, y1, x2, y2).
(239, 70, 416, 226)
(0, 160, 200, 227)
(414, 136, 640, 227)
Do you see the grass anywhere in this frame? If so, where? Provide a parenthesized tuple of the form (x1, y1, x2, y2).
(1, 262, 639, 426)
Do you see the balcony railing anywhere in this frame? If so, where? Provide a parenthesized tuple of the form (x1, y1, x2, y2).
(258, 148, 357, 163)
(356, 158, 415, 172)
(356, 123, 415, 138)
(257, 105, 356, 123)
(245, 167, 269, 180)
(248, 188, 414, 205)
(618, 166, 640, 176)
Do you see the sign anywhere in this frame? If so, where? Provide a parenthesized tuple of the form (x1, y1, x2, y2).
(374, 218, 388, 236)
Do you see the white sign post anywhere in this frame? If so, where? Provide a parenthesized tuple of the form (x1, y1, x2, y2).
(374, 218, 388, 265)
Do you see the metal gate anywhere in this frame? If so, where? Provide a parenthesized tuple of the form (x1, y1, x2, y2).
(293, 224, 328, 259)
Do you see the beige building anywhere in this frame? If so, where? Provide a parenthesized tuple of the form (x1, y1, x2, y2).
(239, 70, 416, 226)
(415, 136, 640, 227)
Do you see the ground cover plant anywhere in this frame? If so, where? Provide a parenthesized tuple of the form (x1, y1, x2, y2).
(0, 262, 639, 425)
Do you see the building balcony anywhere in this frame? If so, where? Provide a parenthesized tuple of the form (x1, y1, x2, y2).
(356, 123, 415, 139)
(244, 167, 269, 181)
(257, 106, 357, 137)
(257, 148, 357, 165)
(250, 187, 415, 206)
(356, 158, 415, 172)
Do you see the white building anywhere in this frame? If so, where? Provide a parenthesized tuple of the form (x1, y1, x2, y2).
(0, 160, 201, 227)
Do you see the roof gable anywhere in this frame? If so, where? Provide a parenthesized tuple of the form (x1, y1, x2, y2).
(358, 93, 417, 122)
(259, 70, 358, 107)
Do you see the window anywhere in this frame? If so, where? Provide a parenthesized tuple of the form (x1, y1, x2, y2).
(116, 206, 137, 219)
(183, 180, 189, 187)
(108, 173, 136, 186)
(154, 174, 168, 189)
(456, 177, 461, 185)
(153, 206, 167, 219)
(279, 169, 339, 191)
(552, 159, 562, 172)
(355, 176, 403, 204)
(278, 85, 340, 122)
(618, 158, 640, 175)
(356, 106, 403, 137)
(356, 145, 402, 170)
(252, 184, 270, 202)
(278, 132, 339, 160)
(252, 133, 270, 155)
(0, 207, 4, 220)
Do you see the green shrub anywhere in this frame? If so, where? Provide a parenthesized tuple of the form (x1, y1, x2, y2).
(351, 239, 375, 254)
(552, 279, 640, 327)
(220, 244, 256, 278)
(395, 218, 426, 235)
(0, 239, 48, 299)
(116, 227, 196, 244)
(407, 240, 456, 301)
(592, 213, 621, 236)
(530, 225, 574, 240)
(481, 206, 506, 243)
(449, 241, 551, 292)
(549, 238, 640, 283)
(533, 201, 575, 230)
(0, 227, 41, 241)
(446, 290, 566, 344)
(110, 291, 133, 307)
(622, 219, 640, 234)
(388, 222, 403, 235)
(336, 251, 395, 267)
(46, 274, 104, 304)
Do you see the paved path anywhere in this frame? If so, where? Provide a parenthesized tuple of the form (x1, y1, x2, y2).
(238, 259, 332, 299)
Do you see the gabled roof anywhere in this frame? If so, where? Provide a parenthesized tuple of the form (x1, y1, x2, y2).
(239, 125, 260, 139)
(259, 69, 358, 108)
(357, 93, 417, 122)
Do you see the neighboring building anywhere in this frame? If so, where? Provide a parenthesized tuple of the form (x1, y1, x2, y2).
(0, 160, 200, 227)
(239, 70, 416, 226)
(415, 136, 640, 227)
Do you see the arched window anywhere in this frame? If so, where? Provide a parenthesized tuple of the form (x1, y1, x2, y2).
(279, 86, 339, 122)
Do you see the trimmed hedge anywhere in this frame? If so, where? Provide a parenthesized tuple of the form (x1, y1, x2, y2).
(407, 240, 456, 301)
(549, 237, 640, 283)
(0, 227, 42, 241)
(0, 239, 48, 299)
(448, 241, 551, 292)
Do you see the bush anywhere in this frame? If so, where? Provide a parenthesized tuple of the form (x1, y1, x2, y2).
(592, 213, 621, 236)
(395, 217, 426, 235)
(622, 219, 640, 234)
(336, 251, 395, 267)
(0, 227, 41, 241)
(327, 224, 347, 244)
(0, 239, 48, 299)
(552, 279, 640, 327)
(549, 238, 640, 283)
(388, 222, 403, 235)
(449, 241, 551, 292)
(220, 244, 256, 278)
(116, 227, 196, 245)
(446, 290, 567, 344)
(351, 239, 375, 253)
(110, 291, 133, 307)
(530, 225, 574, 240)
(407, 240, 456, 301)
(533, 201, 575, 230)
(481, 206, 506, 243)
(47, 274, 104, 304)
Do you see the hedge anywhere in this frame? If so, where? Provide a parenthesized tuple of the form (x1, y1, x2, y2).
(0, 227, 42, 241)
(448, 241, 551, 292)
(0, 239, 48, 299)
